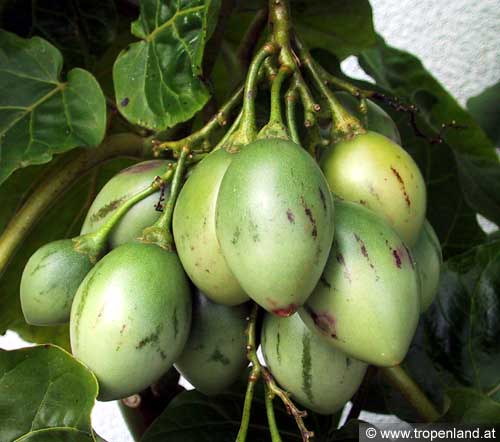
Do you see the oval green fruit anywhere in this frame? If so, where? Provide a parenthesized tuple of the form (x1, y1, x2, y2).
(70, 242, 192, 401)
(20, 239, 93, 325)
(261, 313, 367, 414)
(321, 131, 426, 246)
(216, 138, 335, 316)
(413, 220, 442, 312)
(173, 150, 248, 305)
(174, 292, 249, 395)
(334, 91, 401, 144)
(300, 200, 420, 366)
(81, 160, 171, 248)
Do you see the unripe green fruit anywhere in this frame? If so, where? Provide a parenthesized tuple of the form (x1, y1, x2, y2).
(173, 150, 248, 305)
(412, 220, 442, 312)
(216, 138, 335, 316)
(81, 160, 170, 248)
(261, 313, 367, 414)
(300, 200, 420, 366)
(334, 92, 401, 144)
(70, 242, 192, 401)
(20, 239, 93, 325)
(321, 131, 426, 246)
(174, 292, 249, 395)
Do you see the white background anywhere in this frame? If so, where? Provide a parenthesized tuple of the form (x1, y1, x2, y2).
(1, 1, 499, 441)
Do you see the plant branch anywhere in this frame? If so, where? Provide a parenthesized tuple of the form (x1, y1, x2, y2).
(0, 133, 151, 277)
(381, 365, 441, 422)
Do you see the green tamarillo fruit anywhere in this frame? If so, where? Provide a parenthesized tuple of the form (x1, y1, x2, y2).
(70, 242, 192, 401)
(412, 220, 442, 312)
(174, 292, 249, 395)
(20, 239, 94, 325)
(320, 131, 426, 246)
(261, 313, 367, 414)
(333, 91, 401, 144)
(300, 200, 420, 367)
(81, 160, 170, 248)
(216, 138, 335, 316)
(173, 149, 248, 305)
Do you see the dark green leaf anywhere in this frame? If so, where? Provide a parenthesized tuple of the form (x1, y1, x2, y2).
(424, 240, 500, 395)
(442, 388, 500, 424)
(358, 36, 500, 227)
(0, 344, 98, 442)
(113, 0, 221, 131)
(467, 81, 500, 146)
(0, 0, 118, 70)
(292, 0, 376, 60)
(0, 155, 136, 348)
(0, 30, 106, 185)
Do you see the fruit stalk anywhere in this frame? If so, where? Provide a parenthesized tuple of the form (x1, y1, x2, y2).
(285, 84, 300, 143)
(381, 365, 441, 422)
(294, 36, 365, 142)
(264, 384, 284, 442)
(0, 133, 151, 277)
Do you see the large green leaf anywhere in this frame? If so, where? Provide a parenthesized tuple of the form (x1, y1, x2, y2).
(0, 0, 118, 70)
(113, 0, 221, 131)
(424, 240, 500, 396)
(0, 155, 136, 349)
(358, 36, 500, 227)
(0, 30, 106, 185)
(0, 345, 98, 442)
(292, 0, 376, 60)
(467, 81, 500, 146)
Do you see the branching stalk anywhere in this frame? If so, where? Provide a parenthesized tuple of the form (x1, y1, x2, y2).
(0, 133, 151, 277)
(155, 86, 244, 154)
(292, 73, 320, 128)
(237, 303, 314, 442)
(381, 365, 441, 422)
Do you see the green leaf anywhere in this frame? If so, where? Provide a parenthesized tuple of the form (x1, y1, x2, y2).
(467, 81, 500, 146)
(113, 0, 221, 131)
(0, 0, 118, 70)
(358, 36, 500, 227)
(443, 388, 500, 424)
(0, 30, 106, 185)
(0, 155, 136, 348)
(424, 240, 500, 395)
(292, 0, 376, 60)
(0, 344, 98, 442)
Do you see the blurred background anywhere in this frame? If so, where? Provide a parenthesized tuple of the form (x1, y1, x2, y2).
(1, 1, 498, 441)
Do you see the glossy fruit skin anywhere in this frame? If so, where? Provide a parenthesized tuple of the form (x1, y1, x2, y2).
(300, 200, 420, 366)
(81, 160, 170, 248)
(216, 138, 335, 316)
(20, 239, 93, 326)
(261, 313, 367, 414)
(412, 220, 442, 312)
(334, 92, 401, 144)
(174, 292, 249, 395)
(173, 150, 248, 305)
(70, 242, 192, 401)
(321, 131, 426, 246)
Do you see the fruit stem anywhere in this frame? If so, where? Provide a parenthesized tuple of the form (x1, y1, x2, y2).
(381, 365, 441, 422)
(213, 110, 243, 151)
(292, 73, 320, 128)
(294, 35, 366, 142)
(0, 133, 151, 278)
(285, 84, 300, 144)
(265, 384, 284, 442)
(317, 65, 375, 100)
(74, 166, 175, 262)
(154, 86, 244, 154)
(140, 147, 189, 250)
(235, 43, 278, 146)
(269, 66, 292, 126)
(268, 0, 295, 70)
